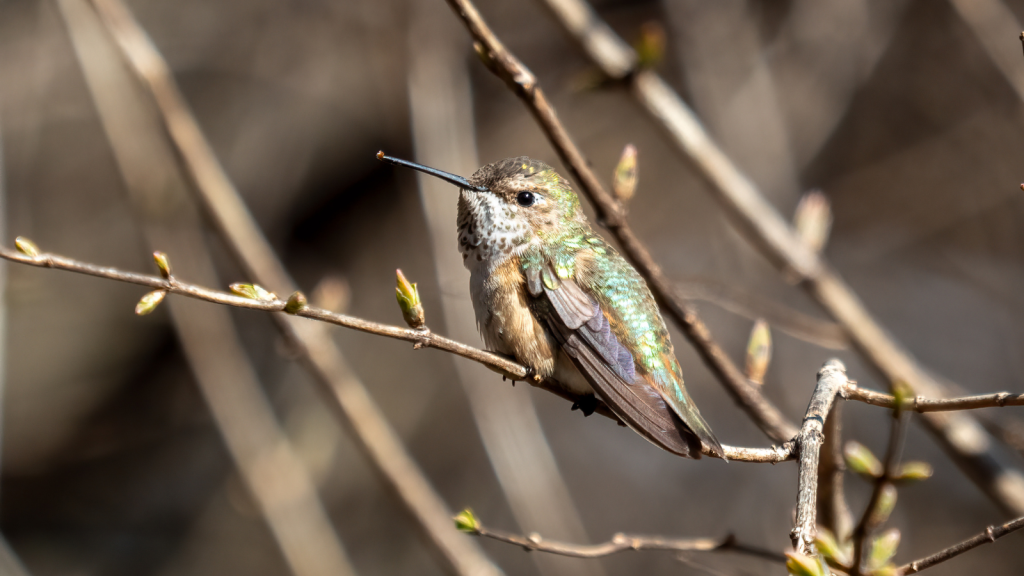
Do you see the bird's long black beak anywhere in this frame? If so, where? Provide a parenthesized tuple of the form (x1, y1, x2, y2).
(377, 151, 488, 192)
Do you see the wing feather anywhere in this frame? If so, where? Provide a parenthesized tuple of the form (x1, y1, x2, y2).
(541, 270, 704, 458)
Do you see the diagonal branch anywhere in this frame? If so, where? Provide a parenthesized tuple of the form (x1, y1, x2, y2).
(0, 243, 793, 463)
(899, 515, 1024, 574)
(443, 0, 798, 444)
(538, 0, 1024, 516)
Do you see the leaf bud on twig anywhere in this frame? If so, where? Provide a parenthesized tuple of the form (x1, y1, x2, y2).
(785, 551, 826, 576)
(453, 508, 480, 534)
(395, 269, 425, 329)
(152, 251, 172, 279)
(135, 290, 167, 316)
(635, 22, 666, 69)
(744, 319, 772, 385)
(285, 291, 308, 314)
(230, 283, 277, 301)
(612, 144, 638, 203)
(867, 528, 901, 571)
(844, 441, 883, 478)
(793, 190, 832, 253)
(14, 236, 40, 258)
(895, 461, 933, 483)
(869, 484, 898, 527)
(814, 527, 851, 568)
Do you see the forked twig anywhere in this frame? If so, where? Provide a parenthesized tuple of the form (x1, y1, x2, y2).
(790, 360, 849, 556)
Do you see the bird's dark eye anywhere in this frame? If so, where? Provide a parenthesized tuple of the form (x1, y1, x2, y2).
(516, 191, 536, 207)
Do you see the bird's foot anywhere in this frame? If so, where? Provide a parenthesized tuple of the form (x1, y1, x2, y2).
(570, 395, 599, 417)
(485, 352, 531, 386)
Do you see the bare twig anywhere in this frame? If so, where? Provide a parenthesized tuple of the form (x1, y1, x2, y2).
(899, 515, 1024, 574)
(845, 385, 1024, 413)
(790, 360, 849, 555)
(443, 0, 798, 444)
(463, 519, 786, 563)
(541, 0, 1024, 516)
(0, 243, 792, 463)
(0, 242, 529, 374)
(673, 279, 847, 350)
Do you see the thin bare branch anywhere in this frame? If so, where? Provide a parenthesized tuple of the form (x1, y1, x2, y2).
(464, 520, 785, 563)
(899, 515, 1024, 574)
(0, 243, 792, 463)
(0, 243, 528, 376)
(443, 0, 798, 444)
(673, 279, 848, 350)
(845, 385, 1024, 413)
(790, 360, 849, 555)
(540, 0, 1024, 516)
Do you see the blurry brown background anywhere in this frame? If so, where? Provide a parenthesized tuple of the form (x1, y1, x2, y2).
(1, 0, 1024, 574)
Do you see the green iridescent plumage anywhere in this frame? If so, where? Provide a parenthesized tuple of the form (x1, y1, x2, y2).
(379, 152, 722, 458)
(467, 157, 723, 459)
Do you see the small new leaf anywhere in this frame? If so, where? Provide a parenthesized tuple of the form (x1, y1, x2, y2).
(135, 290, 167, 316)
(867, 528, 900, 570)
(815, 527, 850, 568)
(745, 319, 772, 385)
(844, 441, 883, 478)
(395, 269, 425, 329)
(285, 291, 308, 314)
(870, 484, 898, 527)
(896, 461, 933, 482)
(793, 190, 832, 253)
(230, 283, 277, 301)
(785, 552, 826, 576)
(869, 566, 899, 576)
(152, 251, 172, 279)
(612, 144, 638, 203)
(453, 508, 480, 534)
(14, 236, 40, 258)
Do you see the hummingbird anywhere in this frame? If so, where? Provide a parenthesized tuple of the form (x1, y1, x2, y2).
(379, 151, 724, 459)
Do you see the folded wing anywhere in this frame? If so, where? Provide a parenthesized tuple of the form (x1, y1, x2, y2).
(529, 265, 709, 458)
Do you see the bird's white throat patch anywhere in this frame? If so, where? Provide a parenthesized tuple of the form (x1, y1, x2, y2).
(457, 189, 531, 271)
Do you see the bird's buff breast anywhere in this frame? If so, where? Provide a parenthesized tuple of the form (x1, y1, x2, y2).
(468, 255, 593, 396)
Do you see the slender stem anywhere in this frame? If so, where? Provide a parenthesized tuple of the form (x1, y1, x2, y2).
(790, 360, 849, 555)
(444, 0, 798, 444)
(845, 385, 1024, 412)
(467, 523, 785, 563)
(899, 515, 1024, 574)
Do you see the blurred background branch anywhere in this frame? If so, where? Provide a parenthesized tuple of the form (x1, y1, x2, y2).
(58, 3, 358, 575)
